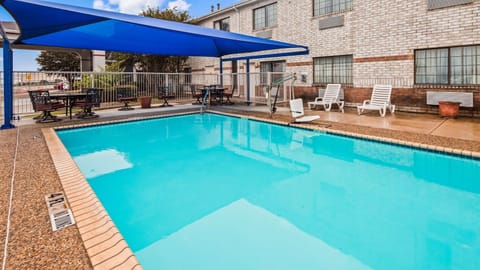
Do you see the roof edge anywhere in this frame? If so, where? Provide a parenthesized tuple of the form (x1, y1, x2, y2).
(193, 0, 258, 23)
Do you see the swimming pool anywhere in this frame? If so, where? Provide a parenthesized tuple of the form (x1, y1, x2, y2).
(57, 113, 480, 270)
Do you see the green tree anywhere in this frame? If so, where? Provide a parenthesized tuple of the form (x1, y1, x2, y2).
(36, 51, 80, 89)
(107, 7, 191, 73)
(36, 51, 80, 72)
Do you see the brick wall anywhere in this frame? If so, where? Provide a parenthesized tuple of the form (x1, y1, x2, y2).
(189, 0, 480, 114)
(294, 86, 479, 115)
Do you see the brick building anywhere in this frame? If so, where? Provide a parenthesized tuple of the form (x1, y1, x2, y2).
(188, 0, 480, 114)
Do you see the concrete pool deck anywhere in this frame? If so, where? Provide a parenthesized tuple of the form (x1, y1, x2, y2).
(1, 103, 479, 269)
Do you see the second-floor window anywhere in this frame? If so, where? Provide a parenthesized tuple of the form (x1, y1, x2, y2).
(253, 3, 277, 30)
(214, 17, 230, 31)
(415, 45, 480, 85)
(313, 0, 352, 16)
(313, 55, 353, 85)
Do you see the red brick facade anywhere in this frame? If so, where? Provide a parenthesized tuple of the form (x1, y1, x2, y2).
(295, 86, 480, 116)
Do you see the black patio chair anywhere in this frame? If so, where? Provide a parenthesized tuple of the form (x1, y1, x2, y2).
(191, 85, 203, 104)
(223, 88, 234, 105)
(28, 90, 65, 123)
(76, 88, 102, 119)
(158, 86, 175, 107)
(117, 87, 137, 110)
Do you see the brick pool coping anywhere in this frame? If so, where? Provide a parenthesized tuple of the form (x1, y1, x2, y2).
(42, 110, 480, 269)
(214, 110, 480, 159)
(42, 111, 196, 270)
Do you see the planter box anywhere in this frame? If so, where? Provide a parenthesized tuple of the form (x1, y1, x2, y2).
(139, 96, 152, 108)
(438, 101, 460, 118)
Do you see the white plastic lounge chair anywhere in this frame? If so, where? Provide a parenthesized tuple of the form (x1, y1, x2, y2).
(307, 84, 344, 112)
(290, 98, 320, 123)
(357, 84, 395, 117)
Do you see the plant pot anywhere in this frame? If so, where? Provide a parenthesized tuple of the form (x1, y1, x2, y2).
(139, 96, 152, 108)
(438, 101, 460, 118)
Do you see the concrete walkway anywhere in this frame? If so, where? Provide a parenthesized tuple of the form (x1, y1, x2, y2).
(224, 105, 480, 142)
(10, 103, 480, 142)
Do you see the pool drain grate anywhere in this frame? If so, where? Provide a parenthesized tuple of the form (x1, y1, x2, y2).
(45, 192, 75, 231)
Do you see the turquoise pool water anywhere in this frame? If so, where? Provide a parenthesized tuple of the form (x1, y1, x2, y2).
(57, 114, 480, 270)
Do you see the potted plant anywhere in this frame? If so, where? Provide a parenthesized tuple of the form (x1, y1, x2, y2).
(438, 101, 460, 118)
(139, 96, 152, 108)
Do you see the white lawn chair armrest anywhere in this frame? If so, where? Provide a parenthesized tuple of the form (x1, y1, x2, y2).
(314, 97, 323, 102)
(362, 100, 371, 106)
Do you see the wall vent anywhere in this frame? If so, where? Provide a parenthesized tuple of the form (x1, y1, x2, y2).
(428, 0, 473, 10)
(45, 192, 75, 231)
(256, 30, 273, 39)
(319, 15, 344, 30)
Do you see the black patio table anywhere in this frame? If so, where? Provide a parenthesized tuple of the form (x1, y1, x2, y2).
(50, 92, 87, 119)
(202, 86, 226, 105)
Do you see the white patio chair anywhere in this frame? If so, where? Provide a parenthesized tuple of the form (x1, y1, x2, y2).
(307, 84, 344, 112)
(357, 84, 395, 117)
(290, 98, 320, 123)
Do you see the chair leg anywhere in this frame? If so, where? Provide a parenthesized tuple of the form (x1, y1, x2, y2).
(37, 111, 60, 123)
(380, 107, 386, 117)
(119, 102, 133, 111)
(390, 104, 396, 114)
(357, 107, 362, 115)
(161, 98, 173, 107)
(78, 106, 98, 119)
(324, 103, 331, 112)
(338, 101, 344, 113)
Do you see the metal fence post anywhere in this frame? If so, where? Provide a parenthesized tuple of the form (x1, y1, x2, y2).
(1, 39, 15, 129)
(246, 59, 251, 105)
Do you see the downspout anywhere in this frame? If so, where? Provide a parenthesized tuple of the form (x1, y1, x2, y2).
(233, 5, 240, 33)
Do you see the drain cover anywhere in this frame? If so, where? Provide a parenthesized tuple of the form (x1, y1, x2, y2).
(45, 192, 75, 231)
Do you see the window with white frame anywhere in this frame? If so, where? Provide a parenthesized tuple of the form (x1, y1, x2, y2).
(313, 0, 352, 16)
(253, 3, 277, 30)
(214, 17, 230, 31)
(415, 45, 480, 85)
(313, 55, 352, 84)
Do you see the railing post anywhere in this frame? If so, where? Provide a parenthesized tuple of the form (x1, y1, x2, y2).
(246, 59, 251, 105)
(1, 39, 15, 129)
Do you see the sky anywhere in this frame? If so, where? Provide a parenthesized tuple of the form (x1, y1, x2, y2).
(0, 0, 239, 70)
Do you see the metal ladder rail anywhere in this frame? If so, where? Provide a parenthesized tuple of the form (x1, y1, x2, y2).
(267, 73, 297, 118)
(200, 88, 209, 114)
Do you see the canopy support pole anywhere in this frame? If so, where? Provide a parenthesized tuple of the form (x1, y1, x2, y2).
(246, 59, 251, 105)
(219, 59, 223, 86)
(1, 39, 15, 129)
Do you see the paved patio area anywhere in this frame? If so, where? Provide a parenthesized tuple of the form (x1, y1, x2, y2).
(220, 104, 480, 142)
(13, 103, 480, 142)
(1, 103, 479, 269)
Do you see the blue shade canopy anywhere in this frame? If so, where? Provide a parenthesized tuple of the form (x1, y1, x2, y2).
(0, 0, 307, 57)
